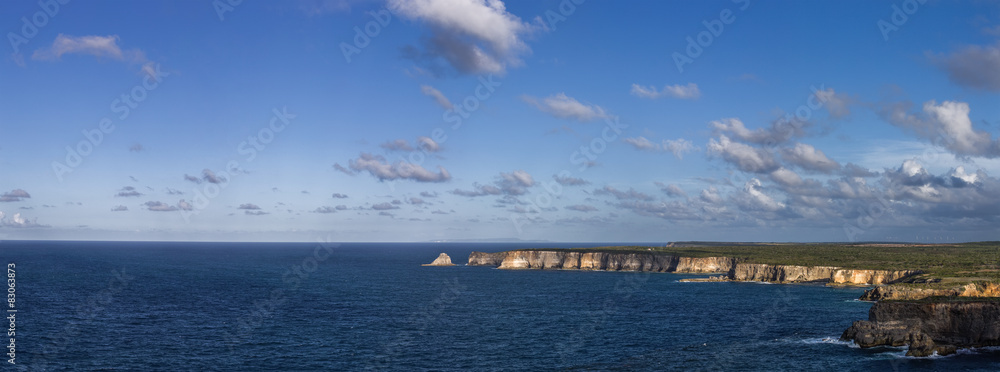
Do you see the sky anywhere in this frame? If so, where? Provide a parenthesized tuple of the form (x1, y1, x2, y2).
(0, 0, 999, 243)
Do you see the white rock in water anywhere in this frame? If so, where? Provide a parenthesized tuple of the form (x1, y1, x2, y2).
(423, 253, 455, 266)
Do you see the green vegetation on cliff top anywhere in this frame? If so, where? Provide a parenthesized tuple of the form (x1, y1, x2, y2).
(520, 242, 1000, 282)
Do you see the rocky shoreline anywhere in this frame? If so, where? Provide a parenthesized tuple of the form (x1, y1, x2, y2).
(465, 248, 1000, 357)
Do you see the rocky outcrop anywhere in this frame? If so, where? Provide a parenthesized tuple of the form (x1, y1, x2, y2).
(841, 300, 1000, 356)
(422, 253, 455, 266)
(469, 250, 736, 273)
(469, 250, 917, 285)
(861, 282, 1000, 301)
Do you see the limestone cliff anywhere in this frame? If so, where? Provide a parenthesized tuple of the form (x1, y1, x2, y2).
(469, 250, 918, 285)
(469, 250, 736, 273)
(861, 282, 1000, 301)
(841, 300, 1000, 356)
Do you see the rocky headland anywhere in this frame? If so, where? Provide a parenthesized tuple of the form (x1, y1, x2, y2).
(466, 247, 1000, 357)
(467, 250, 918, 285)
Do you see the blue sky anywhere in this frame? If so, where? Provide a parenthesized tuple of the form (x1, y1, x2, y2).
(1, 0, 998, 242)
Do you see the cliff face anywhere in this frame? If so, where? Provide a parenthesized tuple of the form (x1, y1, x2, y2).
(731, 263, 918, 285)
(841, 300, 1000, 356)
(469, 250, 917, 285)
(861, 282, 1000, 301)
(422, 253, 455, 266)
(468, 250, 736, 273)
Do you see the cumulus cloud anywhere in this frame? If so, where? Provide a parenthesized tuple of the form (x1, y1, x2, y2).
(178, 200, 193, 211)
(655, 182, 686, 197)
(699, 188, 723, 204)
(452, 170, 534, 197)
(711, 118, 806, 145)
(390, 0, 536, 75)
(420, 191, 439, 198)
(781, 143, 840, 173)
(553, 174, 589, 186)
(420, 85, 454, 109)
(144, 201, 178, 212)
(623, 137, 696, 159)
(0, 212, 46, 228)
(184, 169, 227, 184)
(372, 202, 400, 210)
(31, 34, 160, 79)
(593, 186, 654, 201)
(929, 42, 1000, 92)
(313, 206, 338, 214)
(417, 136, 442, 152)
(0, 189, 31, 202)
(331, 193, 348, 199)
(238, 203, 261, 210)
(346, 153, 451, 182)
(707, 135, 780, 173)
(813, 88, 854, 118)
(630, 83, 701, 99)
(380, 139, 414, 152)
(879, 100, 1000, 158)
(522, 93, 609, 122)
(115, 186, 143, 197)
(623, 136, 657, 151)
(565, 204, 598, 212)
(738, 178, 785, 212)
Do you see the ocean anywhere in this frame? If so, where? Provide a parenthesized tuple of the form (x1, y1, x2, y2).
(2, 240, 998, 371)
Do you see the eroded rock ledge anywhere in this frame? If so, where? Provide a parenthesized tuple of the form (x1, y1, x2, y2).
(860, 282, 1000, 301)
(467, 250, 918, 285)
(840, 300, 1000, 357)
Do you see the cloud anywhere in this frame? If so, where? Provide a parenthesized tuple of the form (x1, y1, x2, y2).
(313, 206, 338, 214)
(335, 205, 348, 210)
(390, 0, 536, 75)
(333, 163, 355, 176)
(452, 170, 534, 197)
(409, 197, 426, 205)
(381, 139, 415, 152)
(0, 212, 46, 228)
(565, 204, 598, 212)
(238, 203, 261, 210)
(630, 83, 700, 99)
(0, 189, 31, 202)
(593, 186, 654, 201)
(245, 210, 269, 216)
(111, 205, 128, 212)
(710, 118, 806, 146)
(347, 153, 451, 182)
(781, 143, 841, 173)
(623, 136, 657, 151)
(655, 182, 686, 197)
(707, 135, 780, 173)
(331, 193, 349, 199)
(115, 186, 143, 197)
(553, 174, 589, 186)
(144, 201, 178, 212)
(416, 136, 442, 152)
(522, 93, 609, 122)
(699, 187, 723, 204)
(178, 200, 193, 211)
(451, 185, 502, 197)
(31, 34, 158, 78)
(129, 144, 144, 152)
(184, 169, 228, 184)
(371, 202, 400, 210)
(929, 42, 1000, 92)
(420, 191, 439, 198)
(813, 88, 854, 118)
(738, 178, 785, 212)
(420, 85, 454, 109)
(879, 100, 1000, 158)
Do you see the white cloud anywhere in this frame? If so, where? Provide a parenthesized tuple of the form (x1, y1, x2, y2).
(390, 0, 536, 74)
(630, 83, 700, 99)
(881, 100, 1000, 158)
(523, 93, 609, 122)
(347, 153, 451, 182)
(420, 85, 454, 110)
(711, 117, 806, 145)
(623, 136, 657, 150)
(707, 135, 780, 173)
(624, 137, 696, 159)
(781, 143, 840, 173)
(813, 88, 853, 118)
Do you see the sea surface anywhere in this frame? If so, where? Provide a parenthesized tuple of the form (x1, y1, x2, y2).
(2, 240, 998, 371)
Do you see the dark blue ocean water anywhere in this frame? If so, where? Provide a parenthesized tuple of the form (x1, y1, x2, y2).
(1, 240, 998, 371)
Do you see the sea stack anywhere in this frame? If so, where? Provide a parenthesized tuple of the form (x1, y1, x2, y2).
(423, 253, 455, 266)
